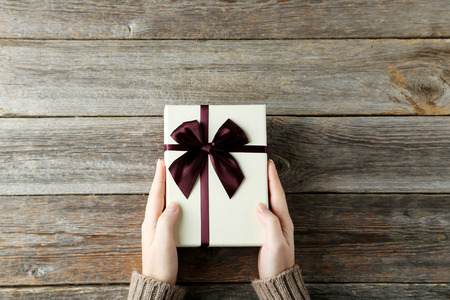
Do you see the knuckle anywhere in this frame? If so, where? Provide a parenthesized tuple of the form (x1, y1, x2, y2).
(286, 218, 294, 232)
(141, 221, 152, 235)
(141, 220, 148, 229)
(156, 214, 168, 226)
(267, 214, 281, 226)
(148, 189, 156, 199)
(271, 241, 287, 254)
(156, 213, 172, 229)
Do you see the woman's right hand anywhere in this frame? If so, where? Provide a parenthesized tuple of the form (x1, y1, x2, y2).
(256, 160, 295, 279)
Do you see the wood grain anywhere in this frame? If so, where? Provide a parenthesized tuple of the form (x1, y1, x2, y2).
(1, 194, 448, 285)
(269, 116, 450, 193)
(0, 1, 448, 39)
(1, 283, 449, 299)
(1, 116, 450, 195)
(0, 286, 130, 300)
(2, 0, 448, 298)
(1, 39, 449, 117)
(307, 283, 450, 300)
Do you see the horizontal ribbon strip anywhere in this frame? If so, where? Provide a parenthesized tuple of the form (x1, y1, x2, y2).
(165, 144, 267, 153)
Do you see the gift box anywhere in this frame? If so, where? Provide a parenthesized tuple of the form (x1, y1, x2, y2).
(164, 105, 268, 247)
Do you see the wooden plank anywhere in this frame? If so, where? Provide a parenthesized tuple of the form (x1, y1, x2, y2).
(1, 116, 450, 195)
(183, 283, 258, 299)
(0, 286, 130, 300)
(0, 1, 448, 39)
(1, 39, 449, 117)
(291, 194, 450, 283)
(307, 283, 450, 300)
(1, 194, 448, 285)
(1, 283, 448, 299)
(269, 116, 450, 193)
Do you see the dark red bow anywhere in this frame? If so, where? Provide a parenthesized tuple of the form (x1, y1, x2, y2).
(166, 119, 248, 199)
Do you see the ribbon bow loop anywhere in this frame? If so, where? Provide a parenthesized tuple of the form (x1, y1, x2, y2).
(212, 119, 249, 149)
(171, 120, 205, 147)
(168, 118, 248, 199)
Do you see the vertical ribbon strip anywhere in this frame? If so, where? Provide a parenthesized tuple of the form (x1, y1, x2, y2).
(200, 105, 209, 245)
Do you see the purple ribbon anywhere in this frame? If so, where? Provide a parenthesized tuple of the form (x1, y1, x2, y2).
(164, 105, 266, 245)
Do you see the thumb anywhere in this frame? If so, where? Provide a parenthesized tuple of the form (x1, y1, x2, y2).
(154, 202, 179, 243)
(256, 202, 284, 244)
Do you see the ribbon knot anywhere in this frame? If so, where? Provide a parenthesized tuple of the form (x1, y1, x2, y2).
(166, 118, 248, 199)
(201, 143, 212, 153)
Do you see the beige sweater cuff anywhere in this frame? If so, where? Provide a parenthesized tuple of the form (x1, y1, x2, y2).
(251, 265, 310, 300)
(128, 271, 186, 300)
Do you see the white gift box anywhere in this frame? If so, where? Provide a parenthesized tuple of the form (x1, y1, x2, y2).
(164, 105, 268, 247)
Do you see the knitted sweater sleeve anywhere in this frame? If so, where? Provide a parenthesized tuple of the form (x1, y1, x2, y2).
(251, 265, 310, 300)
(128, 272, 186, 300)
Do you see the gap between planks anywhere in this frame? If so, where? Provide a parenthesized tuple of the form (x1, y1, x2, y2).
(2, 115, 450, 119)
(3, 192, 450, 197)
(1, 37, 450, 41)
(1, 282, 449, 288)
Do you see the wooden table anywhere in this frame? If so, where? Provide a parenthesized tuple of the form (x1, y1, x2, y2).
(1, 1, 449, 299)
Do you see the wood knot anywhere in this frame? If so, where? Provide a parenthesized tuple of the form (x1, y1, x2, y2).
(30, 266, 46, 278)
(127, 22, 136, 38)
(17, 263, 47, 278)
(387, 64, 449, 115)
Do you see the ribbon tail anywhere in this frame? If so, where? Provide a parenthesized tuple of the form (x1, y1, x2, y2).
(169, 150, 206, 199)
(209, 150, 244, 198)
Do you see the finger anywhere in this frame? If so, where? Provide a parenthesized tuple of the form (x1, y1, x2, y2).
(256, 202, 284, 245)
(267, 160, 293, 231)
(154, 202, 179, 245)
(144, 159, 166, 225)
(141, 219, 156, 248)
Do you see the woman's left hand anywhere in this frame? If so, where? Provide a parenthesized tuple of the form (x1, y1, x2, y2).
(141, 159, 180, 285)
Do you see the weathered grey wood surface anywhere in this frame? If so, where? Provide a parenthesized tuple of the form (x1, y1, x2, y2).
(1, 116, 450, 195)
(0, 1, 449, 39)
(1, 283, 449, 299)
(1, 194, 448, 285)
(0, 286, 130, 300)
(307, 283, 450, 300)
(1, 39, 449, 117)
(1, 0, 449, 298)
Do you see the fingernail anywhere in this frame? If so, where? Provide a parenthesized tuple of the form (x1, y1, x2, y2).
(257, 202, 268, 214)
(269, 159, 276, 169)
(166, 202, 177, 212)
